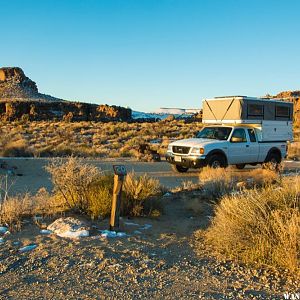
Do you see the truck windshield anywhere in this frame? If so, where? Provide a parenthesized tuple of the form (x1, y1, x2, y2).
(196, 127, 232, 140)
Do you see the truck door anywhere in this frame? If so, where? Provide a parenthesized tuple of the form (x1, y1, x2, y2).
(246, 128, 260, 163)
(228, 128, 254, 164)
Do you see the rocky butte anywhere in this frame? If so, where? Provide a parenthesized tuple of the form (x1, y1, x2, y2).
(0, 67, 132, 121)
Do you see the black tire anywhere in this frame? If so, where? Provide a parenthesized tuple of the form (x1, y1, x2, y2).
(263, 152, 281, 171)
(172, 164, 189, 173)
(207, 154, 227, 169)
(235, 164, 246, 170)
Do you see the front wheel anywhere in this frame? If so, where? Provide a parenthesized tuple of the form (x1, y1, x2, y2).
(207, 155, 227, 169)
(172, 164, 189, 173)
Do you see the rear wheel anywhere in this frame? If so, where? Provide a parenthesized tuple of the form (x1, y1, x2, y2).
(207, 155, 227, 169)
(263, 152, 281, 171)
(235, 164, 246, 170)
(172, 164, 189, 173)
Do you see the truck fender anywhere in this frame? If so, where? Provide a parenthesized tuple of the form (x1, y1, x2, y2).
(264, 147, 282, 162)
(206, 149, 228, 165)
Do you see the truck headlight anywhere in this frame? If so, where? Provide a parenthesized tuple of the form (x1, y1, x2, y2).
(191, 147, 204, 155)
(167, 144, 172, 152)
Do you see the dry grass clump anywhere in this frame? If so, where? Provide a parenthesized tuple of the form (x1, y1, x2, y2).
(123, 172, 163, 217)
(199, 167, 279, 199)
(0, 138, 33, 157)
(46, 157, 113, 219)
(205, 176, 300, 273)
(0, 194, 32, 230)
(199, 167, 235, 198)
(288, 141, 300, 160)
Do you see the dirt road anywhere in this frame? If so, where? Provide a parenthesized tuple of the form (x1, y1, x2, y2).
(0, 157, 300, 195)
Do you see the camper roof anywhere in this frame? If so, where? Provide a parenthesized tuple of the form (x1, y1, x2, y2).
(210, 96, 289, 104)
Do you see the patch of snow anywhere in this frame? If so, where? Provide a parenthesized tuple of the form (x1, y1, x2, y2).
(0, 226, 8, 234)
(163, 192, 172, 197)
(133, 230, 142, 235)
(100, 230, 127, 238)
(40, 229, 52, 235)
(124, 222, 140, 226)
(19, 244, 37, 252)
(47, 217, 89, 239)
(0, 237, 4, 243)
(139, 224, 152, 230)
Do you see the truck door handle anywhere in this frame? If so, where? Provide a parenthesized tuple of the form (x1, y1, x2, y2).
(246, 145, 250, 147)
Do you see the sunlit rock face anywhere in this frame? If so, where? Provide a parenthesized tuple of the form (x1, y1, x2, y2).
(0, 67, 132, 121)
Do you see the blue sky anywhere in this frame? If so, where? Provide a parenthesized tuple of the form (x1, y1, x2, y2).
(1, 0, 300, 111)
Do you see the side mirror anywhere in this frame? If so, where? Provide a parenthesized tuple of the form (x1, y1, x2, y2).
(231, 137, 243, 143)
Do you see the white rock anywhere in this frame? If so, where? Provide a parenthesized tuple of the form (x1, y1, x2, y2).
(47, 217, 89, 239)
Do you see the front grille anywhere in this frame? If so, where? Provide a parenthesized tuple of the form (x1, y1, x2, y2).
(172, 146, 190, 154)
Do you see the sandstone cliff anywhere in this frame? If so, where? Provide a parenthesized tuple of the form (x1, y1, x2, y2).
(0, 67, 131, 121)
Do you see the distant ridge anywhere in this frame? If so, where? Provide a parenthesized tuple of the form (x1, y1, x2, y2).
(0, 67, 131, 121)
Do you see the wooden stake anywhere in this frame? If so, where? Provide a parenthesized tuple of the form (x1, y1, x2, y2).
(110, 165, 127, 231)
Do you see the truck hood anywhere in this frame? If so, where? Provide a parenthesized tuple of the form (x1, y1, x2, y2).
(170, 138, 226, 147)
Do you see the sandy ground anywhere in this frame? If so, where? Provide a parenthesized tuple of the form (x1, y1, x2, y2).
(0, 191, 298, 300)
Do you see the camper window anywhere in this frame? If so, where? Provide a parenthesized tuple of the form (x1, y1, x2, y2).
(248, 104, 264, 117)
(275, 105, 290, 118)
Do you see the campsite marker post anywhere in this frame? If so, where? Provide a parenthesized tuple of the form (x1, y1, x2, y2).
(110, 165, 127, 231)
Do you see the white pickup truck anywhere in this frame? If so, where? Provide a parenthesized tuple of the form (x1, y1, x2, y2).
(166, 125, 288, 172)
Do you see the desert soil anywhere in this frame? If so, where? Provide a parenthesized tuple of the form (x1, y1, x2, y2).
(0, 190, 298, 300)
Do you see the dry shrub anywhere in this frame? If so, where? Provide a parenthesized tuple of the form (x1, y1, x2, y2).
(46, 157, 113, 219)
(199, 167, 235, 198)
(0, 194, 32, 230)
(1, 139, 33, 157)
(288, 141, 300, 160)
(123, 172, 163, 216)
(205, 176, 300, 273)
(238, 168, 278, 187)
(199, 167, 279, 199)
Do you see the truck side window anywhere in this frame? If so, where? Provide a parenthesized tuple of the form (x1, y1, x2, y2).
(247, 128, 257, 142)
(230, 129, 247, 143)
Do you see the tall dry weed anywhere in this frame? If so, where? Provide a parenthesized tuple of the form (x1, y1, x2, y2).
(205, 176, 300, 273)
(123, 172, 162, 216)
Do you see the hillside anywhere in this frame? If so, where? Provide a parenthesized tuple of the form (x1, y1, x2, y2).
(0, 67, 131, 122)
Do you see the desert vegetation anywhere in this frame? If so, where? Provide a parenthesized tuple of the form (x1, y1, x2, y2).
(0, 157, 163, 230)
(193, 167, 300, 274)
(0, 120, 201, 159)
(1, 120, 300, 160)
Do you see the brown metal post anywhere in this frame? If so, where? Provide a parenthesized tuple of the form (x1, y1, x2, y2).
(110, 174, 124, 231)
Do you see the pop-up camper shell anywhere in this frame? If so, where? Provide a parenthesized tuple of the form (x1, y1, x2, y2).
(202, 96, 293, 142)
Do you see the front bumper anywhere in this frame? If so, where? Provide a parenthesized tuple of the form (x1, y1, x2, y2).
(165, 152, 208, 168)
